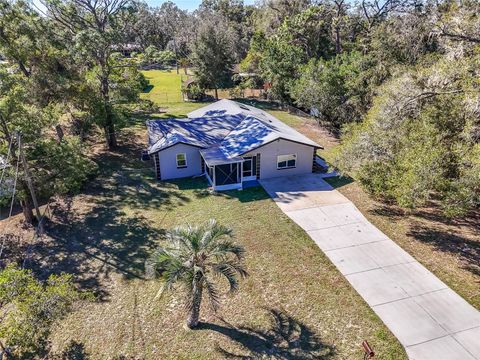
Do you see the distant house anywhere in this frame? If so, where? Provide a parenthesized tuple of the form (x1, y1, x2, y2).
(181, 77, 205, 101)
(146, 99, 322, 190)
(111, 43, 141, 57)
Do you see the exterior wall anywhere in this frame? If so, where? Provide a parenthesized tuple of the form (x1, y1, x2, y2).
(157, 143, 203, 180)
(243, 139, 314, 179)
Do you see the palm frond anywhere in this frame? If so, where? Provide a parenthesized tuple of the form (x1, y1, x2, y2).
(213, 260, 248, 292)
(163, 258, 189, 290)
(167, 226, 194, 251)
(210, 239, 245, 261)
(203, 276, 221, 311)
(201, 219, 233, 249)
(145, 246, 178, 279)
(146, 219, 247, 315)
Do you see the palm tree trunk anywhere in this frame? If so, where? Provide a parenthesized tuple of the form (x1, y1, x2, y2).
(187, 282, 203, 328)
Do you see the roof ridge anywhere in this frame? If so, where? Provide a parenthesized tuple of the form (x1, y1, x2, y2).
(219, 112, 252, 141)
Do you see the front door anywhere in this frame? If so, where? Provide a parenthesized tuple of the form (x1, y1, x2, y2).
(242, 156, 257, 180)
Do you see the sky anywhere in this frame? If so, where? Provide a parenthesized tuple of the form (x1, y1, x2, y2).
(146, 0, 256, 11)
(32, 0, 257, 15)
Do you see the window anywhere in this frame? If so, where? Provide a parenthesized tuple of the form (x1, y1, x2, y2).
(277, 154, 296, 169)
(176, 153, 187, 168)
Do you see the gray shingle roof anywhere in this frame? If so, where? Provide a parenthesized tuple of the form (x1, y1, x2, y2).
(147, 99, 321, 161)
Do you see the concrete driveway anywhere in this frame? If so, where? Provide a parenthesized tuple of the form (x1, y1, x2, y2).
(260, 173, 480, 360)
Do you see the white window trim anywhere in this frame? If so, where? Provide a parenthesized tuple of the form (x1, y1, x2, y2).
(176, 153, 187, 168)
(277, 154, 297, 170)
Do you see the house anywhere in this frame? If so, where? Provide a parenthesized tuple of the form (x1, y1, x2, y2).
(146, 99, 322, 190)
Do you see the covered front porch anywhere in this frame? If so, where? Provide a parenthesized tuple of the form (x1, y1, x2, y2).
(200, 147, 257, 191)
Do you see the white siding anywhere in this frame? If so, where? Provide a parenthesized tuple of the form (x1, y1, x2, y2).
(157, 143, 203, 180)
(244, 139, 314, 179)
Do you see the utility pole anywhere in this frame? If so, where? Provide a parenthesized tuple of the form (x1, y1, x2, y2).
(17, 132, 43, 234)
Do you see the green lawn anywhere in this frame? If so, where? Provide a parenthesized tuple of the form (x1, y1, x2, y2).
(42, 70, 407, 359)
(141, 69, 185, 104)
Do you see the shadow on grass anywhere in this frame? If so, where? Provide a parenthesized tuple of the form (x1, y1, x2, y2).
(29, 196, 161, 300)
(25, 134, 195, 299)
(169, 177, 270, 203)
(198, 309, 335, 359)
(50, 340, 90, 359)
(323, 175, 354, 189)
(0, 233, 27, 267)
(142, 84, 154, 93)
(367, 195, 480, 277)
(158, 112, 190, 119)
(235, 99, 281, 111)
(369, 204, 406, 219)
(169, 177, 210, 191)
(408, 226, 480, 276)
(223, 186, 271, 203)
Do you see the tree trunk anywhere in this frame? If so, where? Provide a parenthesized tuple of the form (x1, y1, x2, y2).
(214, 88, 218, 100)
(173, 39, 179, 75)
(186, 282, 203, 329)
(55, 125, 64, 142)
(335, 26, 342, 54)
(0, 114, 11, 141)
(104, 113, 117, 149)
(20, 196, 34, 225)
(17, 61, 30, 78)
(100, 68, 117, 149)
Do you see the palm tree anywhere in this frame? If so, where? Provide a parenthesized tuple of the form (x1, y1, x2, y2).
(146, 219, 248, 329)
(178, 57, 189, 75)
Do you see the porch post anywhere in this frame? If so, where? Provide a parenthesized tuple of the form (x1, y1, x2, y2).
(240, 161, 243, 188)
(212, 164, 216, 189)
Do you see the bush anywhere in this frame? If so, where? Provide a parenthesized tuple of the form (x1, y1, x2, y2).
(335, 58, 480, 217)
(185, 83, 206, 101)
(0, 266, 85, 357)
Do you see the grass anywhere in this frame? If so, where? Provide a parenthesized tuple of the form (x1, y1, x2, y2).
(140, 69, 211, 119)
(6, 68, 477, 358)
(19, 70, 406, 358)
(141, 69, 185, 104)
(269, 104, 480, 310)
